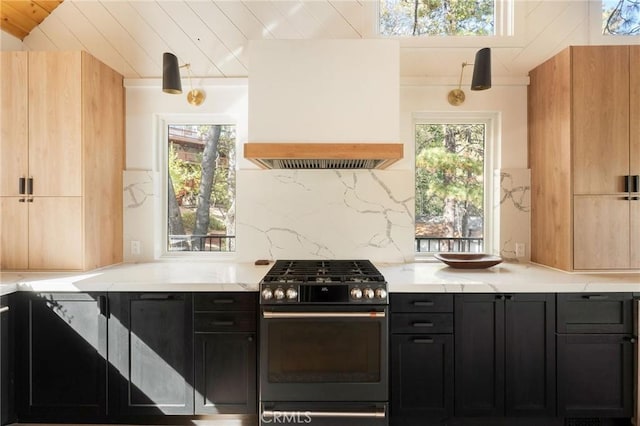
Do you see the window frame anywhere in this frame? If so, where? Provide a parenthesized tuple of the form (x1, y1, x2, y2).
(589, 0, 640, 43)
(412, 112, 498, 259)
(372, 0, 525, 48)
(157, 114, 238, 260)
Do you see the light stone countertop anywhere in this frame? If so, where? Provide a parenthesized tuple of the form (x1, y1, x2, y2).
(1, 260, 639, 296)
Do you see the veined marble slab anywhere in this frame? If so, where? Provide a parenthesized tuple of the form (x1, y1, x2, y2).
(1, 261, 638, 295)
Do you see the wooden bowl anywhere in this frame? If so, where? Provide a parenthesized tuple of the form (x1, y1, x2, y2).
(433, 253, 503, 269)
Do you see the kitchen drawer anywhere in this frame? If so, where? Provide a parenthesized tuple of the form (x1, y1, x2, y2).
(194, 292, 257, 312)
(391, 313, 453, 334)
(391, 294, 453, 313)
(557, 293, 633, 334)
(194, 311, 257, 332)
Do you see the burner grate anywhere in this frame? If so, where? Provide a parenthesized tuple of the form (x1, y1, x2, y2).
(263, 260, 384, 283)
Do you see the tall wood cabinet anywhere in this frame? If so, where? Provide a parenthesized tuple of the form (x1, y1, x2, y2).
(528, 45, 640, 271)
(0, 51, 124, 271)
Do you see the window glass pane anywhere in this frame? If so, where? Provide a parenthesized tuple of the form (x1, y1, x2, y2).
(602, 0, 640, 35)
(167, 124, 236, 252)
(380, 0, 495, 36)
(415, 123, 485, 253)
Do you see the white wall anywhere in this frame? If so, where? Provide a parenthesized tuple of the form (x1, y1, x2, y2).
(124, 41, 530, 263)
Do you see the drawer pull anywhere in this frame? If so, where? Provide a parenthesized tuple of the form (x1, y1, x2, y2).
(623, 336, 637, 343)
(0, 306, 9, 314)
(413, 301, 434, 307)
(412, 338, 434, 344)
(213, 299, 235, 304)
(412, 322, 434, 327)
(213, 320, 235, 326)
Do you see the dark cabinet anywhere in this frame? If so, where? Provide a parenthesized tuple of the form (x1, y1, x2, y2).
(16, 292, 109, 421)
(454, 294, 555, 417)
(556, 293, 634, 418)
(1, 295, 15, 426)
(111, 292, 193, 415)
(390, 294, 454, 423)
(194, 292, 257, 414)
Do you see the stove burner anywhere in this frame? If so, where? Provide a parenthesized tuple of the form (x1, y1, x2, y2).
(260, 260, 387, 305)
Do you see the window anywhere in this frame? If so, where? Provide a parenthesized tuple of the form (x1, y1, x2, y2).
(166, 124, 236, 253)
(602, 0, 640, 35)
(414, 116, 495, 254)
(380, 0, 495, 36)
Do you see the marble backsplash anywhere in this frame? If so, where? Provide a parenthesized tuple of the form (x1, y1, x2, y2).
(123, 168, 530, 263)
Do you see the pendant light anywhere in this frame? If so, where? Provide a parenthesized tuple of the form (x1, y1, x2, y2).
(162, 52, 206, 106)
(447, 48, 492, 106)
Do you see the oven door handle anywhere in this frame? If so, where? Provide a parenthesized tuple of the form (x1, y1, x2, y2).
(262, 408, 386, 419)
(262, 311, 386, 319)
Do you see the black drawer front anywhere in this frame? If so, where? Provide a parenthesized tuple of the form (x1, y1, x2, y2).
(194, 311, 257, 332)
(391, 294, 453, 313)
(557, 293, 633, 334)
(194, 292, 257, 312)
(391, 313, 453, 334)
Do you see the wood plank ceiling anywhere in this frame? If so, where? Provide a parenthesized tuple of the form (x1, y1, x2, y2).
(1, 1, 63, 40)
(0, 1, 612, 82)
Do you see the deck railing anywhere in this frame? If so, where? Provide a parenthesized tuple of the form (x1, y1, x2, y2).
(415, 237, 484, 253)
(169, 235, 235, 252)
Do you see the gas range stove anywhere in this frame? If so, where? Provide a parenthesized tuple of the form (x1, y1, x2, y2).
(259, 259, 388, 304)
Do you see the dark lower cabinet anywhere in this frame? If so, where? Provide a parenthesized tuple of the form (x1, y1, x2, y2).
(112, 292, 194, 416)
(1, 295, 15, 426)
(194, 332, 257, 414)
(454, 294, 556, 418)
(193, 292, 258, 415)
(557, 333, 634, 418)
(17, 292, 109, 421)
(390, 294, 454, 425)
(390, 334, 453, 420)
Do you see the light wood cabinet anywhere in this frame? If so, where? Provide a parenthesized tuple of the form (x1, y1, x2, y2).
(529, 45, 639, 271)
(0, 51, 124, 271)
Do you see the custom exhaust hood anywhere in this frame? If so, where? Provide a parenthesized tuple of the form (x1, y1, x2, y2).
(247, 40, 401, 170)
(244, 142, 403, 170)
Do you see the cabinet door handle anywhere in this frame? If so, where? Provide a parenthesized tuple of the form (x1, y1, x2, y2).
(412, 338, 434, 344)
(98, 295, 109, 317)
(633, 175, 639, 193)
(413, 301, 434, 307)
(18, 198, 26, 203)
(496, 295, 505, 300)
(412, 322, 434, 327)
(623, 336, 637, 344)
(0, 306, 9, 314)
(583, 295, 608, 300)
(26, 177, 33, 195)
(624, 175, 631, 192)
(19, 177, 26, 195)
(26, 198, 33, 203)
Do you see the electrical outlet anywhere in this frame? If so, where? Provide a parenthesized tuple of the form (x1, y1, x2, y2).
(131, 240, 141, 256)
(515, 243, 525, 257)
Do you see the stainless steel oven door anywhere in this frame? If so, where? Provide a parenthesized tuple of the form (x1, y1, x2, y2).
(260, 305, 388, 402)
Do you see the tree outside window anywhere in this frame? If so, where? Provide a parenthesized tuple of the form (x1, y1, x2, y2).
(415, 123, 485, 253)
(602, 0, 640, 35)
(167, 124, 236, 252)
(380, 0, 495, 36)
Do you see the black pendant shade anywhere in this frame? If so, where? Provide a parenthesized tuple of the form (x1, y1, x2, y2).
(163, 52, 182, 94)
(471, 47, 491, 91)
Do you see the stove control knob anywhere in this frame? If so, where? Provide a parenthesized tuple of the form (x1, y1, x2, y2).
(363, 287, 375, 299)
(274, 287, 285, 300)
(375, 288, 387, 300)
(286, 287, 298, 300)
(350, 288, 363, 299)
(262, 288, 273, 300)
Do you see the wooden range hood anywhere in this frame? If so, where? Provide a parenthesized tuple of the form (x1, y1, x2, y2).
(244, 143, 403, 170)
